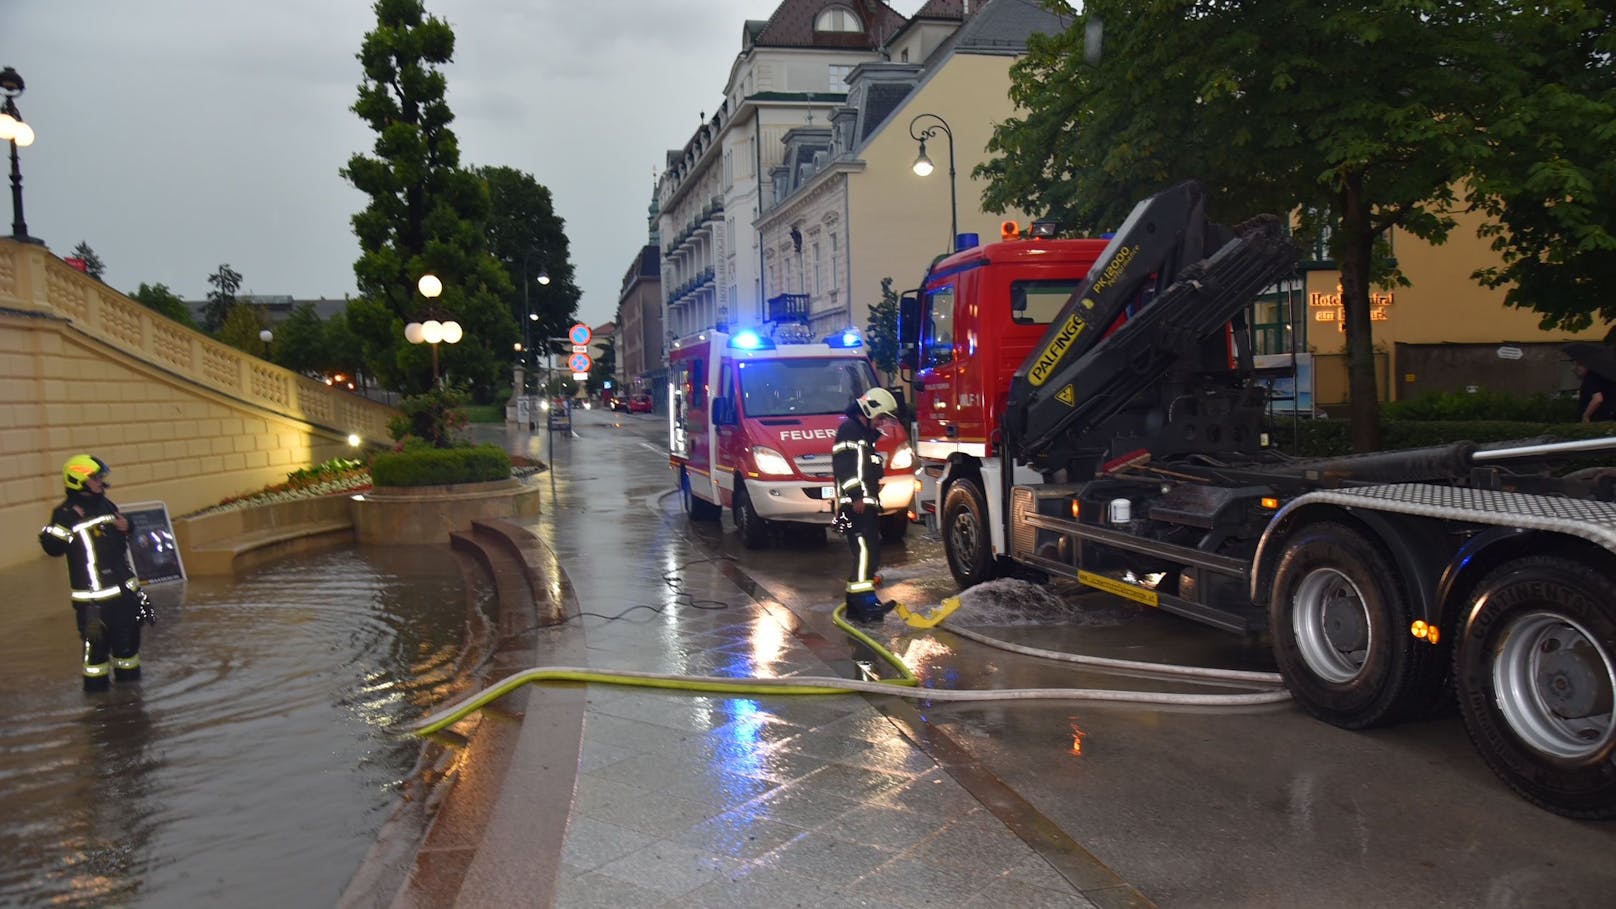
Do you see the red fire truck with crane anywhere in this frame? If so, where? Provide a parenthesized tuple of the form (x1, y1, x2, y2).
(900, 180, 1616, 819)
(669, 322, 916, 548)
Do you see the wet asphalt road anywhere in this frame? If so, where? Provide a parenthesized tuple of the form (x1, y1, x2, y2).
(539, 405, 1616, 909)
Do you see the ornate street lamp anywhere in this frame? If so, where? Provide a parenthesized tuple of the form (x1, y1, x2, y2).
(909, 112, 957, 255)
(403, 273, 461, 386)
(0, 66, 41, 244)
(259, 328, 274, 359)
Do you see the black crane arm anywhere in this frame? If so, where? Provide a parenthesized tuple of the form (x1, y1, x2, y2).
(1005, 181, 1297, 463)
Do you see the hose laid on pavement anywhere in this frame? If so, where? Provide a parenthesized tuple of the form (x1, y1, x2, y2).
(397, 604, 1291, 737)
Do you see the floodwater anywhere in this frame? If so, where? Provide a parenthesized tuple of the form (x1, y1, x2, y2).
(0, 546, 488, 909)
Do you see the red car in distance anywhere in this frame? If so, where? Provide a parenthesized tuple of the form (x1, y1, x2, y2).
(627, 393, 653, 414)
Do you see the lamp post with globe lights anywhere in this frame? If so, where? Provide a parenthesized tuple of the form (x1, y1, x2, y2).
(403, 273, 461, 387)
(0, 66, 40, 243)
(259, 328, 273, 360)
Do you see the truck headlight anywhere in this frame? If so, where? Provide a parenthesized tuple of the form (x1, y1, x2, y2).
(751, 446, 793, 476)
(889, 445, 914, 470)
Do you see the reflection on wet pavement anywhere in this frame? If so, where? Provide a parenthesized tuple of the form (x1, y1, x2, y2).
(0, 547, 486, 909)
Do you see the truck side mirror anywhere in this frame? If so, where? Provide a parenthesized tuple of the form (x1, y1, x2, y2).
(898, 291, 920, 372)
(712, 396, 737, 426)
(886, 386, 909, 422)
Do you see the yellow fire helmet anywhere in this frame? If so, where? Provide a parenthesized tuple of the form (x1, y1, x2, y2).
(63, 454, 109, 491)
(857, 387, 898, 420)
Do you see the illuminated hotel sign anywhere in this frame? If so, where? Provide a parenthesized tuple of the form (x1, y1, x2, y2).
(1311, 285, 1394, 330)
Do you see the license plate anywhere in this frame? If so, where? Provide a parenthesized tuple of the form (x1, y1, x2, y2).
(820, 486, 835, 499)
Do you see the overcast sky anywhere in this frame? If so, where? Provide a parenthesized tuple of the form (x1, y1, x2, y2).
(4, 0, 927, 329)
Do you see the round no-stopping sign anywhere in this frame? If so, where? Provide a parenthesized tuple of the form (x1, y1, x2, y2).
(568, 352, 592, 372)
(569, 323, 592, 346)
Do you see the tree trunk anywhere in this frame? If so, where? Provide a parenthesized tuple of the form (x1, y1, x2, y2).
(1339, 173, 1382, 452)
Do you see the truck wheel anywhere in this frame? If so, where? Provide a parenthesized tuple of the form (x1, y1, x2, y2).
(880, 512, 909, 542)
(733, 484, 769, 549)
(1270, 522, 1438, 729)
(1454, 555, 1616, 819)
(942, 480, 996, 589)
(681, 471, 721, 522)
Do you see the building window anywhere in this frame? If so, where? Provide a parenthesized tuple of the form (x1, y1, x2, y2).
(828, 64, 853, 90)
(1248, 278, 1305, 356)
(812, 242, 822, 296)
(815, 7, 862, 33)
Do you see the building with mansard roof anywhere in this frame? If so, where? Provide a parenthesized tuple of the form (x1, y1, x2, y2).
(655, 0, 908, 343)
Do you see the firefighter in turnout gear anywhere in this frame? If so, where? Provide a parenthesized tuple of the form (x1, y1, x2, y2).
(38, 455, 153, 691)
(833, 388, 899, 623)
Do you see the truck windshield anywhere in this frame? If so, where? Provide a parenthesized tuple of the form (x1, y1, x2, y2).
(737, 358, 879, 417)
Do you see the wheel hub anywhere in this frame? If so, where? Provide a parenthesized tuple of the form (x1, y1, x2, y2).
(1292, 567, 1370, 684)
(1536, 638, 1610, 722)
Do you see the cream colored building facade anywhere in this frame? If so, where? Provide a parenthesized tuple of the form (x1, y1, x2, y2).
(1288, 207, 1606, 405)
(656, 1, 908, 342)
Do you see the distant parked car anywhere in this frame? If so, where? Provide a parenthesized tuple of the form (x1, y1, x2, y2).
(628, 393, 653, 414)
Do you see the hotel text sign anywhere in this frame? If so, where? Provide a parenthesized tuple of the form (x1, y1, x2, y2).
(1311, 285, 1394, 331)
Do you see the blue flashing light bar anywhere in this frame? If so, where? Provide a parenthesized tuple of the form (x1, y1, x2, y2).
(729, 329, 773, 350)
(824, 328, 863, 349)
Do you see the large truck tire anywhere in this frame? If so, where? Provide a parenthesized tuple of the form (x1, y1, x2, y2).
(1454, 555, 1616, 819)
(733, 484, 769, 549)
(943, 480, 996, 589)
(681, 470, 721, 522)
(1269, 522, 1442, 729)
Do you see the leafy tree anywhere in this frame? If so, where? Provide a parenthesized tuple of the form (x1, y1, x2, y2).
(866, 277, 900, 384)
(477, 165, 580, 355)
(274, 302, 330, 376)
(217, 302, 270, 357)
(981, 1, 1539, 452)
(341, 0, 516, 400)
(70, 241, 105, 280)
(588, 336, 616, 394)
(1467, 3, 1616, 332)
(130, 282, 198, 329)
(203, 263, 243, 334)
(324, 311, 368, 389)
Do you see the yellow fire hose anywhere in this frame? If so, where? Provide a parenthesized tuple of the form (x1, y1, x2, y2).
(397, 601, 1291, 737)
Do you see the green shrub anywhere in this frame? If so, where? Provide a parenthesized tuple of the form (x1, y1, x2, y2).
(1382, 389, 1578, 423)
(1269, 418, 1614, 458)
(370, 444, 512, 487)
(388, 385, 471, 448)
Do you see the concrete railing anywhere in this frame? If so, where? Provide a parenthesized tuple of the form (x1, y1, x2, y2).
(0, 238, 398, 572)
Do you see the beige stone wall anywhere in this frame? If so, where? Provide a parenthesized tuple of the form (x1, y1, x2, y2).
(0, 239, 396, 572)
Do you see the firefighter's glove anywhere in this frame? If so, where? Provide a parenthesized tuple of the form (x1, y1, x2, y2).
(135, 589, 158, 627)
(832, 511, 854, 536)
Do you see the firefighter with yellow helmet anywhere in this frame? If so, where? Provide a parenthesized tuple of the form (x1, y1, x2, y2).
(38, 455, 154, 691)
(833, 387, 900, 622)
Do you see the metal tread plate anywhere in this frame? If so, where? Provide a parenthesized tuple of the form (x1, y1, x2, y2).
(1288, 483, 1616, 553)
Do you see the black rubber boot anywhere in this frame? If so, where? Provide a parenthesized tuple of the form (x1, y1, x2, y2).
(846, 594, 893, 623)
(114, 666, 142, 682)
(83, 675, 110, 693)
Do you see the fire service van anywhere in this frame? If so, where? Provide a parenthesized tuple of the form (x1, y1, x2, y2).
(668, 326, 915, 549)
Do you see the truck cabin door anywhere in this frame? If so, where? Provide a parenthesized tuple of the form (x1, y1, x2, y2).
(713, 360, 737, 503)
(915, 282, 961, 451)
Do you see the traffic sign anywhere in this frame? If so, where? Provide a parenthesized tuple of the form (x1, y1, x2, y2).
(568, 352, 592, 372)
(569, 323, 592, 346)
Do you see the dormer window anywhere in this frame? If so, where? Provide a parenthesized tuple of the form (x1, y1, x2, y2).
(815, 6, 862, 33)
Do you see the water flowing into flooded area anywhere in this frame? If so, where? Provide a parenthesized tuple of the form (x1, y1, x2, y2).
(0, 546, 489, 909)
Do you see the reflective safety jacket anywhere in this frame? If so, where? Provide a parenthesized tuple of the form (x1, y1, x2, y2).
(832, 410, 884, 508)
(38, 493, 139, 602)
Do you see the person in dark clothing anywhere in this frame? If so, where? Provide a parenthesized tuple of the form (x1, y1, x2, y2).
(833, 388, 899, 623)
(1574, 361, 1616, 422)
(38, 455, 154, 691)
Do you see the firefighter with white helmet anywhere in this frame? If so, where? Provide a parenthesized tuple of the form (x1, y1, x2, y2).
(833, 387, 900, 622)
(38, 455, 154, 691)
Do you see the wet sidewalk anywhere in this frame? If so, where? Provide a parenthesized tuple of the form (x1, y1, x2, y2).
(392, 418, 1125, 908)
